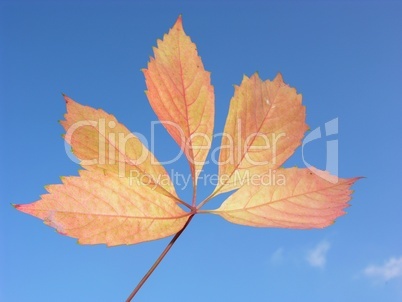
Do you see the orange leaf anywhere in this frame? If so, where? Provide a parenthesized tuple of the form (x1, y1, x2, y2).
(14, 170, 190, 246)
(213, 73, 308, 195)
(143, 16, 214, 185)
(60, 95, 178, 200)
(211, 168, 359, 228)
(14, 16, 361, 287)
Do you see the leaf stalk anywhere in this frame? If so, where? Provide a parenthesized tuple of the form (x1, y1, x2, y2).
(126, 214, 195, 301)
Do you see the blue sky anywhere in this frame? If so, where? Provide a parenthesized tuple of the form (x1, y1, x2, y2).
(1, 0, 401, 301)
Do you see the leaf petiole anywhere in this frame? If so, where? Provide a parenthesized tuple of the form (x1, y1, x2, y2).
(125, 214, 195, 301)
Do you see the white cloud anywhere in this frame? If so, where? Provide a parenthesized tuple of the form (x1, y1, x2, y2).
(364, 256, 402, 281)
(270, 248, 284, 265)
(306, 240, 330, 268)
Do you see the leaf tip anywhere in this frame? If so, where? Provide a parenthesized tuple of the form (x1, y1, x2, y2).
(172, 15, 184, 31)
(12, 203, 29, 213)
(62, 94, 70, 104)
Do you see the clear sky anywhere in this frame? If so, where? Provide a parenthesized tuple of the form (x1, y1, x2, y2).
(1, 0, 401, 301)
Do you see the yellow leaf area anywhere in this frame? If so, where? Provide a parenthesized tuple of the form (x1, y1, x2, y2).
(212, 168, 360, 229)
(15, 170, 189, 246)
(143, 15, 214, 186)
(60, 96, 177, 200)
(213, 73, 308, 196)
(14, 16, 360, 247)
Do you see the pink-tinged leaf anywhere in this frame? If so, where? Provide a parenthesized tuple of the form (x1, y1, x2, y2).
(211, 168, 360, 229)
(214, 73, 308, 195)
(60, 96, 178, 200)
(14, 170, 190, 246)
(143, 16, 214, 185)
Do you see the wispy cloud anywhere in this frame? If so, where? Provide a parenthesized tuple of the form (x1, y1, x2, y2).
(306, 240, 330, 268)
(270, 248, 284, 265)
(364, 256, 402, 281)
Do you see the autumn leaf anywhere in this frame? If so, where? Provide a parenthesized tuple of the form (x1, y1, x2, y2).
(211, 168, 360, 228)
(14, 170, 189, 246)
(143, 15, 214, 188)
(211, 73, 308, 197)
(14, 15, 360, 301)
(60, 95, 179, 201)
